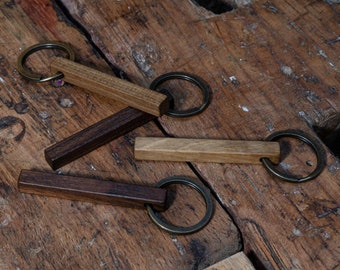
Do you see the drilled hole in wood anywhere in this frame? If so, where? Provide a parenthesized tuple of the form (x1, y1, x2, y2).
(313, 112, 340, 158)
(191, 0, 234, 14)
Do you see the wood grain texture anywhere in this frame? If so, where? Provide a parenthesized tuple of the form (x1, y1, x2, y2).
(204, 252, 255, 270)
(51, 58, 169, 116)
(135, 137, 280, 164)
(18, 169, 168, 211)
(57, 0, 339, 269)
(0, 1, 241, 269)
(1, 0, 339, 269)
(44, 107, 155, 169)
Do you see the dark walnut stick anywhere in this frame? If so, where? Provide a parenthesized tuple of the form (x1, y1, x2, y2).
(45, 107, 155, 170)
(18, 170, 167, 211)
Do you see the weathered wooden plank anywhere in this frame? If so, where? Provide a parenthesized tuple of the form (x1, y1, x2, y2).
(0, 1, 241, 269)
(56, 0, 340, 269)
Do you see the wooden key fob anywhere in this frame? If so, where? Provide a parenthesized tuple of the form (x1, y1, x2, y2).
(17, 42, 211, 170)
(44, 107, 155, 170)
(134, 137, 281, 164)
(18, 170, 168, 211)
(51, 58, 169, 116)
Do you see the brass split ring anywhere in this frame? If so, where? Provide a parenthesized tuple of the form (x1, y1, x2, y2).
(17, 41, 75, 82)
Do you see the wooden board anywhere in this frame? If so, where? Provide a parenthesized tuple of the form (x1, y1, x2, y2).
(0, 1, 240, 269)
(0, 0, 339, 269)
(56, 0, 339, 269)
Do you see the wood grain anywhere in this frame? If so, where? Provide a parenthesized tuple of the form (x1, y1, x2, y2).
(44, 107, 155, 169)
(18, 169, 168, 211)
(0, 1, 241, 269)
(1, 0, 339, 269)
(51, 58, 169, 116)
(59, 0, 339, 269)
(135, 137, 280, 164)
(204, 252, 255, 270)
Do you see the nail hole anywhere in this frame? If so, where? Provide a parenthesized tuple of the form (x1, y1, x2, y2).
(306, 160, 314, 167)
(192, 0, 234, 14)
(313, 112, 340, 158)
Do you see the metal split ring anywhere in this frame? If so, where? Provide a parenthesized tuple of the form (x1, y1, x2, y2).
(147, 176, 214, 234)
(17, 41, 75, 82)
(261, 129, 326, 183)
(150, 72, 210, 117)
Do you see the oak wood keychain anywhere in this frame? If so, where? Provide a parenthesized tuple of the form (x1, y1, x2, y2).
(17, 42, 168, 116)
(134, 130, 326, 182)
(17, 42, 210, 169)
(135, 137, 281, 164)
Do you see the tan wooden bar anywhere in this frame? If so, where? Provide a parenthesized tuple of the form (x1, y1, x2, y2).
(134, 137, 281, 164)
(50, 58, 169, 116)
(0, 0, 339, 269)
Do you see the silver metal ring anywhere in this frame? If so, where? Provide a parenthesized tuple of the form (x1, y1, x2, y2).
(17, 41, 75, 82)
(147, 176, 214, 234)
(150, 72, 210, 118)
(261, 129, 326, 182)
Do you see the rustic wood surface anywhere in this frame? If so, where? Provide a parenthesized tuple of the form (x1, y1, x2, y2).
(0, 0, 339, 270)
(0, 1, 241, 269)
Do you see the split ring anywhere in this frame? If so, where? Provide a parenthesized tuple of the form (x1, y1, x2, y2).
(147, 176, 214, 234)
(261, 129, 326, 182)
(150, 72, 210, 117)
(17, 41, 75, 82)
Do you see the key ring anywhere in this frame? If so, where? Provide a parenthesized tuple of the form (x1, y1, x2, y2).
(17, 42, 209, 117)
(261, 129, 326, 182)
(17, 41, 75, 82)
(19, 171, 213, 234)
(150, 72, 210, 117)
(147, 176, 214, 234)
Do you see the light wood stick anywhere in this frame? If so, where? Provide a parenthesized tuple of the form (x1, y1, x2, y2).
(50, 58, 169, 116)
(204, 252, 255, 270)
(135, 137, 280, 164)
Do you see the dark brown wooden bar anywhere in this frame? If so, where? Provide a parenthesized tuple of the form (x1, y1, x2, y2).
(44, 107, 155, 169)
(18, 169, 168, 211)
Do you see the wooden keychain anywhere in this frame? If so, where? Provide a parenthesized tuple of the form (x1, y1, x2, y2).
(18, 170, 214, 234)
(17, 41, 168, 116)
(135, 137, 281, 164)
(134, 129, 326, 182)
(17, 41, 210, 169)
(18, 169, 168, 211)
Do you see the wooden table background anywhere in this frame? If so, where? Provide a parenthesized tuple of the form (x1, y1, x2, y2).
(0, 0, 339, 269)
